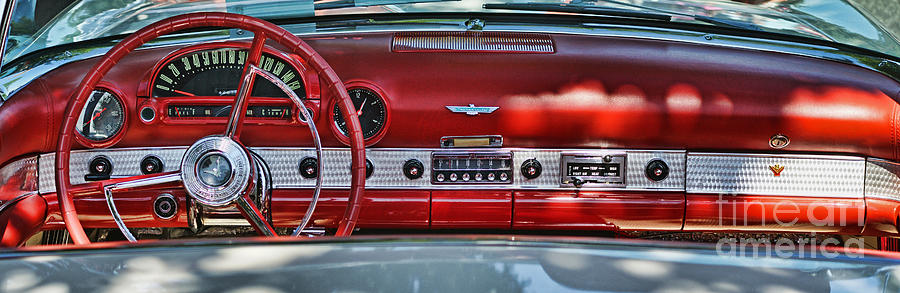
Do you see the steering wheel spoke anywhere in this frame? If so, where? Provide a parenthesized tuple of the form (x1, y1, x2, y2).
(101, 171, 182, 242)
(235, 192, 276, 236)
(225, 32, 267, 141)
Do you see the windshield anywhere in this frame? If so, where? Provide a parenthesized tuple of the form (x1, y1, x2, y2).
(3, 0, 900, 64)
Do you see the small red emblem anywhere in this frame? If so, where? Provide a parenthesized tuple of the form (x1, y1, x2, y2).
(769, 165, 784, 177)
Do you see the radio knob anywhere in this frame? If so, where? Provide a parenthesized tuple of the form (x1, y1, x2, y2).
(475, 173, 483, 181)
(462, 173, 470, 181)
(499, 172, 509, 181)
(487, 173, 496, 181)
(403, 159, 424, 179)
(521, 159, 542, 179)
(299, 157, 318, 179)
(645, 159, 669, 181)
(365, 159, 374, 179)
(436, 173, 445, 182)
(449, 173, 458, 182)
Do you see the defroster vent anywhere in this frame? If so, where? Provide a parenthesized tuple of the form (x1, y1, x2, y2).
(392, 31, 554, 53)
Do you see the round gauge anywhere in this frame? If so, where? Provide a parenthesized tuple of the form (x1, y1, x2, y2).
(75, 89, 125, 142)
(150, 48, 305, 98)
(333, 88, 387, 140)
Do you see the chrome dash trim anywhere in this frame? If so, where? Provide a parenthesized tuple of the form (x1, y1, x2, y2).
(865, 158, 900, 201)
(39, 147, 186, 194)
(36, 147, 886, 198)
(686, 152, 866, 198)
(38, 147, 686, 192)
(627, 151, 686, 190)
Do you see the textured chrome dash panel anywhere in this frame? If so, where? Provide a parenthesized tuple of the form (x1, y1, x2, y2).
(686, 153, 865, 198)
(513, 150, 561, 187)
(865, 158, 900, 201)
(253, 148, 432, 189)
(38, 147, 187, 194)
(392, 32, 554, 53)
(626, 151, 685, 190)
(37, 147, 695, 192)
(1, 156, 39, 192)
(40, 147, 873, 197)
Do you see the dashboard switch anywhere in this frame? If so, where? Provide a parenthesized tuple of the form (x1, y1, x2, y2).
(521, 159, 543, 180)
(645, 159, 670, 181)
(140, 156, 164, 175)
(299, 157, 318, 179)
(85, 156, 112, 181)
(403, 159, 424, 179)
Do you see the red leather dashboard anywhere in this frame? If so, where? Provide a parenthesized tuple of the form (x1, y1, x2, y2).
(3, 32, 899, 161)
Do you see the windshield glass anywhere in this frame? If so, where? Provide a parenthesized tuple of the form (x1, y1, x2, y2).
(4, 0, 900, 64)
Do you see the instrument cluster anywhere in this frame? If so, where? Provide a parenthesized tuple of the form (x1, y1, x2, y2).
(75, 43, 393, 148)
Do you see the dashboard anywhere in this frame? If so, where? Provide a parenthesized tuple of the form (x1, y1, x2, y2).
(4, 30, 900, 239)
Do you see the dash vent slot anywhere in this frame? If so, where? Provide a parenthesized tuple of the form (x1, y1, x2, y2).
(392, 32, 554, 53)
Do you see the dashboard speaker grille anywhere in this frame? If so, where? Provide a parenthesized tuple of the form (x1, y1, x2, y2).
(392, 32, 554, 53)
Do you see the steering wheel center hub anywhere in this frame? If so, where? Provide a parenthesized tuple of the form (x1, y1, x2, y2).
(197, 153, 232, 187)
(181, 136, 253, 207)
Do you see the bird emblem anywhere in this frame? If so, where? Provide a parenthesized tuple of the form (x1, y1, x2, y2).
(769, 164, 784, 177)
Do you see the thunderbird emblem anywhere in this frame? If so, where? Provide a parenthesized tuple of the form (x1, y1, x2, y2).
(769, 165, 784, 177)
(446, 104, 499, 116)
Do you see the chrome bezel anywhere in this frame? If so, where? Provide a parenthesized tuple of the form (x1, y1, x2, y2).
(153, 193, 177, 220)
(559, 151, 627, 188)
(139, 106, 156, 123)
(180, 136, 252, 207)
(431, 151, 513, 184)
(75, 89, 126, 143)
(769, 134, 790, 149)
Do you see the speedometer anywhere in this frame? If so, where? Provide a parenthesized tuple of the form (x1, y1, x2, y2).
(151, 48, 305, 98)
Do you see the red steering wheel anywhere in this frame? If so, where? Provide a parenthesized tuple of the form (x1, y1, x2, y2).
(55, 13, 367, 245)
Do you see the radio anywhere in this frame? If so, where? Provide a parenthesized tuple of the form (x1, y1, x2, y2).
(560, 152, 626, 187)
(432, 151, 513, 184)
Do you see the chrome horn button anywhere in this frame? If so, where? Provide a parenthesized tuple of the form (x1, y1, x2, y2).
(197, 153, 232, 187)
(181, 136, 253, 207)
